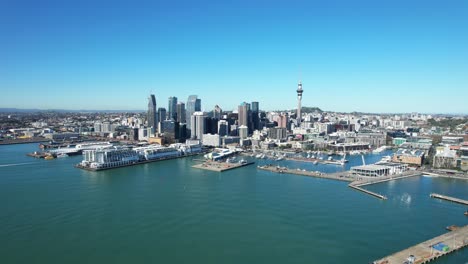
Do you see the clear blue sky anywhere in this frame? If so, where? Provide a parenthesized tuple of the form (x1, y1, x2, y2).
(1, 0, 467, 113)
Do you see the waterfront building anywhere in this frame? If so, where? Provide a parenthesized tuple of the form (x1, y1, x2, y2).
(147, 94, 158, 131)
(186, 95, 201, 131)
(433, 146, 458, 169)
(351, 163, 408, 177)
(296, 81, 303, 127)
(176, 102, 186, 123)
(392, 149, 425, 166)
(168, 96, 178, 121)
(81, 146, 140, 170)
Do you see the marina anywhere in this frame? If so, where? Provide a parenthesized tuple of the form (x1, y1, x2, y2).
(373, 225, 468, 264)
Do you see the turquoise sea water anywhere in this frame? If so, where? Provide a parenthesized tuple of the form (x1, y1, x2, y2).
(0, 144, 467, 263)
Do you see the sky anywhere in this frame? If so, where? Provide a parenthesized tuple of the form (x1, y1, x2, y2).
(1, 0, 468, 113)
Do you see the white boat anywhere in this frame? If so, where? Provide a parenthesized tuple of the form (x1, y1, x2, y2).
(313, 161, 318, 165)
(57, 153, 68, 158)
(328, 157, 333, 161)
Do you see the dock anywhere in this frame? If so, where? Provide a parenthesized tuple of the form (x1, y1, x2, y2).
(192, 161, 255, 172)
(373, 225, 468, 264)
(257, 165, 356, 182)
(430, 193, 468, 206)
(349, 184, 387, 200)
(283, 156, 345, 165)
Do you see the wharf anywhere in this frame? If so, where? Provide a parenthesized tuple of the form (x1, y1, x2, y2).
(75, 152, 206, 171)
(373, 225, 468, 264)
(283, 156, 345, 165)
(192, 161, 255, 172)
(257, 165, 355, 182)
(430, 193, 468, 206)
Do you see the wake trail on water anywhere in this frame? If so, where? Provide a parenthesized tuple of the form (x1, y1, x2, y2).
(0, 162, 38, 168)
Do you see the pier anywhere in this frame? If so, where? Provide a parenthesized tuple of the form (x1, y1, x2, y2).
(348, 184, 387, 200)
(192, 161, 255, 172)
(283, 156, 345, 165)
(430, 193, 468, 206)
(374, 225, 468, 264)
(257, 165, 355, 182)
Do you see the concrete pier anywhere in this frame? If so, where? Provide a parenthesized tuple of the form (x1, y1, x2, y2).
(192, 161, 255, 172)
(430, 193, 468, 206)
(257, 165, 355, 182)
(374, 225, 468, 264)
(349, 184, 387, 200)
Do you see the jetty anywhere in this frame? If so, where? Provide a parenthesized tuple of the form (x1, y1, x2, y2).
(192, 161, 255, 172)
(430, 193, 468, 206)
(373, 225, 468, 264)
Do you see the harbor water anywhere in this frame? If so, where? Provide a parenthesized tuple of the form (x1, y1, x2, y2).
(0, 143, 467, 263)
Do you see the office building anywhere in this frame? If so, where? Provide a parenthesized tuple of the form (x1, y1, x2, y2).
(168, 96, 178, 121)
(147, 94, 158, 130)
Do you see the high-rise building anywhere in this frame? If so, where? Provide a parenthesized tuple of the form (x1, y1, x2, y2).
(176, 102, 186, 123)
(218, 120, 229, 137)
(297, 81, 303, 127)
(238, 102, 249, 128)
(147, 94, 157, 130)
(168, 96, 178, 121)
(213, 105, 222, 120)
(190, 111, 207, 140)
(158, 107, 166, 124)
(251, 101, 259, 130)
(186, 95, 201, 131)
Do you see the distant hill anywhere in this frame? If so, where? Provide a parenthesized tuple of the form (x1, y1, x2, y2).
(0, 108, 145, 113)
(301, 106, 323, 113)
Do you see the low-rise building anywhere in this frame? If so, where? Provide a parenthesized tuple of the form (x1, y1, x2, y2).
(392, 149, 425, 166)
(351, 163, 408, 177)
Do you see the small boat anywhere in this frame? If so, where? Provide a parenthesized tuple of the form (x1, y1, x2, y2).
(464, 210, 468, 216)
(313, 161, 318, 165)
(44, 155, 54, 160)
(239, 159, 247, 164)
(328, 157, 333, 161)
(57, 153, 68, 158)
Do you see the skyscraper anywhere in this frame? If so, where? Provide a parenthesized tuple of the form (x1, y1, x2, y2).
(251, 101, 259, 130)
(186, 95, 201, 131)
(213, 105, 222, 120)
(176, 102, 186, 123)
(158, 107, 167, 123)
(297, 81, 303, 127)
(147, 94, 157, 130)
(238, 102, 250, 130)
(168, 96, 178, 121)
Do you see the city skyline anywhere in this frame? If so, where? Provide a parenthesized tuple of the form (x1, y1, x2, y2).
(1, 1, 468, 113)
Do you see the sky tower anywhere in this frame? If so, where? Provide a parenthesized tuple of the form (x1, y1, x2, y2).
(296, 81, 303, 127)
